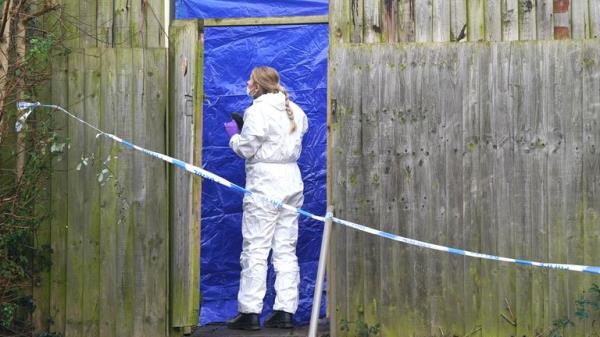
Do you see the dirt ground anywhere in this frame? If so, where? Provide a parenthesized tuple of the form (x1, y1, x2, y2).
(190, 321, 330, 337)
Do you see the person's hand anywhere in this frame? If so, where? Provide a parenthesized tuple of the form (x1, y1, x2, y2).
(224, 120, 239, 138)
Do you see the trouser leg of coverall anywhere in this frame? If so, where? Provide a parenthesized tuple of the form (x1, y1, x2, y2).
(237, 196, 278, 314)
(271, 194, 302, 314)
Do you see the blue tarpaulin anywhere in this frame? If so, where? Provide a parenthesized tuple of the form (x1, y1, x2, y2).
(175, 0, 328, 19)
(198, 23, 328, 325)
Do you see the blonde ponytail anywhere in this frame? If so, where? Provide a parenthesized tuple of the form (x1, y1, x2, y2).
(278, 85, 297, 133)
(251, 66, 297, 133)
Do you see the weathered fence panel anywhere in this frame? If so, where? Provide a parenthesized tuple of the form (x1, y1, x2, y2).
(330, 0, 600, 44)
(169, 20, 203, 330)
(59, 0, 166, 48)
(329, 40, 600, 337)
(45, 48, 170, 337)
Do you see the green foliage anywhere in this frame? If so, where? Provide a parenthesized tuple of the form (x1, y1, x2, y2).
(575, 283, 600, 320)
(339, 306, 381, 337)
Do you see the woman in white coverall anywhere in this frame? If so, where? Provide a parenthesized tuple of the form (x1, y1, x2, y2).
(223, 66, 308, 331)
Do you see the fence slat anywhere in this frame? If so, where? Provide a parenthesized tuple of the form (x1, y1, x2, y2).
(382, 0, 398, 43)
(582, 41, 600, 337)
(467, 0, 485, 41)
(478, 44, 498, 337)
(364, 0, 380, 42)
(485, 0, 502, 41)
(143, 47, 169, 337)
(99, 48, 118, 337)
(591, 0, 600, 38)
(536, 0, 554, 39)
(50, 55, 69, 336)
(81, 47, 102, 337)
(502, 0, 519, 41)
(518, 0, 537, 40)
(115, 47, 135, 337)
(571, 0, 589, 39)
(79, 0, 97, 48)
(169, 21, 201, 328)
(450, 0, 467, 41)
(433, 0, 450, 41)
(360, 47, 381, 328)
(398, 0, 416, 42)
(64, 51, 85, 337)
(461, 43, 482, 335)
(415, 0, 432, 42)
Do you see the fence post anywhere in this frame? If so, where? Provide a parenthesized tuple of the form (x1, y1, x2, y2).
(308, 206, 334, 337)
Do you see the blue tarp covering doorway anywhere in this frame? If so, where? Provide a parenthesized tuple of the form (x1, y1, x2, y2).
(175, 1, 328, 326)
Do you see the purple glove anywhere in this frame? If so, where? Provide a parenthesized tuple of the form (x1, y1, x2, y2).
(224, 120, 239, 138)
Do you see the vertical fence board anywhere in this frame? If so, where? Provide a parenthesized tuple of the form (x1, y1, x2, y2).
(424, 46, 446, 335)
(415, 0, 433, 42)
(364, 0, 381, 42)
(485, 1, 502, 41)
(518, 0, 537, 40)
(462, 43, 482, 336)
(433, 0, 451, 41)
(143, 47, 169, 337)
(477, 45, 498, 337)
(582, 41, 600, 337)
(398, 0, 416, 42)
(502, 0, 520, 41)
(50, 55, 69, 336)
(467, 0, 485, 41)
(330, 0, 351, 45)
(564, 41, 585, 337)
(529, 42, 549, 336)
(96, 0, 112, 46)
(81, 48, 102, 337)
(147, 0, 167, 47)
(570, 0, 589, 39)
(131, 48, 147, 337)
(169, 21, 201, 328)
(115, 48, 135, 337)
(350, 0, 364, 43)
(64, 52, 85, 337)
(493, 42, 517, 337)
(114, 0, 132, 47)
(62, 0, 80, 49)
(536, 0, 554, 39)
(382, 0, 398, 42)
(443, 44, 466, 336)
(99, 48, 118, 337)
(406, 45, 429, 336)
(360, 48, 380, 327)
(546, 41, 570, 331)
(79, 0, 97, 48)
(450, 0, 467, 41)
(591, 0, 600, 38)
(344, 47, 365, 329)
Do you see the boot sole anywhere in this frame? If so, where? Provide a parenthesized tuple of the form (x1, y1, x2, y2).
(265, 323, 293, 329)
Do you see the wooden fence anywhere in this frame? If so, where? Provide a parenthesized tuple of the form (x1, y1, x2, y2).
(328, 40, 600, 337)
(330, 0, 600, 44)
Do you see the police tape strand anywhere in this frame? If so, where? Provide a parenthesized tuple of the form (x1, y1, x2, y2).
(17, 102, 600, 276)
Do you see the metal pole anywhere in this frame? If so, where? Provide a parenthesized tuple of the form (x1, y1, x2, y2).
(308, 206, 333, 337)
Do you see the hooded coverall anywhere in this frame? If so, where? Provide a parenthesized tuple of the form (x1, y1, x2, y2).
(229, 92, 309, 315)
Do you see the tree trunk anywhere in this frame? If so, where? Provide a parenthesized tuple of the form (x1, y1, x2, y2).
(0, 0, 14, 143)
(15, 3, 27, 182)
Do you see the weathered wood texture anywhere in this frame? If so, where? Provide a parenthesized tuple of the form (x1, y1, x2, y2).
(329, 40, 600, 337)
(60, 0, 167, 49)
(44, 48, 170, 337)
(330, 0, 600, 44)
(169, 20, 203, 328)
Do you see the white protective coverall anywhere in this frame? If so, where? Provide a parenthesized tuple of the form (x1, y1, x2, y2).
(229, 92, 308, 314)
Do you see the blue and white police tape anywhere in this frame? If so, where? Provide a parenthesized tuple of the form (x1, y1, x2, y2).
(17, 101, 600, 276)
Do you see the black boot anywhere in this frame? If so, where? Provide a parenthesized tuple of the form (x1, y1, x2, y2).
(227, 313, 260, 331)
(264, 310, 293, 329)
